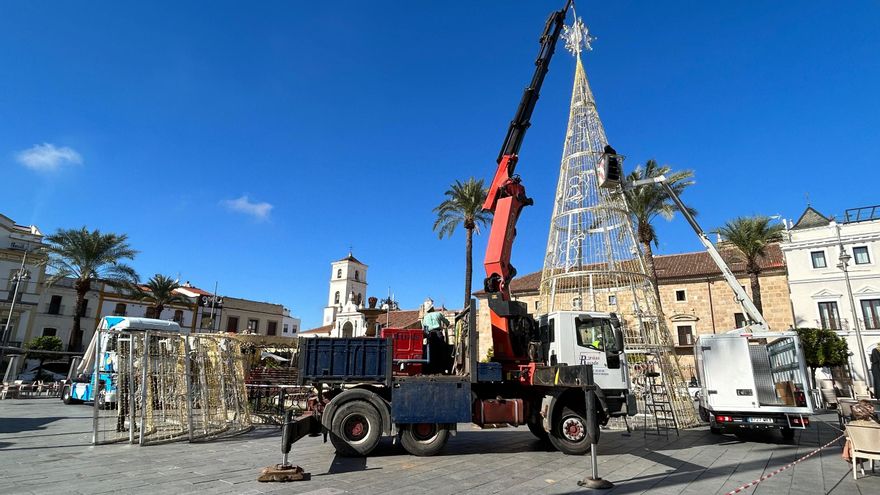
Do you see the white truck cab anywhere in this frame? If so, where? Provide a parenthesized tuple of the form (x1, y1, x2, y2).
(540, 311, 633, 416)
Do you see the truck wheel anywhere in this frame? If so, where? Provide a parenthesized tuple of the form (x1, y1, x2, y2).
(780, 427, 795, 441)
(709, 425, 721, 435)
(527, 419, 549, 442)
(400, 423, 449, 456)
(698, 406, 709, 423)
(548, 407, 592, 455)
(61, 386, 81, 405)
(329, 400, 382, 457)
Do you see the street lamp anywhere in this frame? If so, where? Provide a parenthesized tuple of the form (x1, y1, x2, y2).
(836, 224, 871, 396)
(0, 252, 33, 365)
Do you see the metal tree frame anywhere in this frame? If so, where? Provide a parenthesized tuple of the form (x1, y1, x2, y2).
(538, 18, 698, 429)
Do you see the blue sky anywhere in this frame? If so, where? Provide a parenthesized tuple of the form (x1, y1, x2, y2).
(2, 1, 878, 329)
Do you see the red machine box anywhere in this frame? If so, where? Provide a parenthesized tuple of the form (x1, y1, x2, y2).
(380, 327, 424, 375)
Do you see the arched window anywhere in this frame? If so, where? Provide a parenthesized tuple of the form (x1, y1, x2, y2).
(355, 270, 360, 281)
(334, 291, 340, 304)
(356, 293, 362, 305)
(173, 310, 184, 323)
(342, 322, 354, 338)
(337, 269, 342, 279)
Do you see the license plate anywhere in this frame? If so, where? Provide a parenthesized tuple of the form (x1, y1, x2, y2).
(748, 417, 774, 424)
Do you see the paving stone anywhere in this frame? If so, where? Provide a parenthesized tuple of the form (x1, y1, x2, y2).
(2, 398, 878, 494)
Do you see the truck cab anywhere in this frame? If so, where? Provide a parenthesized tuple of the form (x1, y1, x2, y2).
(540, 311, 633, 416)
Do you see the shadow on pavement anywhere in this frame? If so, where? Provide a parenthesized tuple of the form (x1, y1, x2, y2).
(0, 416, 65, 434)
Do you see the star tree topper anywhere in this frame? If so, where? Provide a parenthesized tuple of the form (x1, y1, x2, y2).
(562, 16, 595, 56)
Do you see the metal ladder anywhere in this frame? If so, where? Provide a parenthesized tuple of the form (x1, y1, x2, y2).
(644, 371, 679, 439)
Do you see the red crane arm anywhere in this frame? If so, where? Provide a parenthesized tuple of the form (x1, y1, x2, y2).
(482, 2, 570, 362)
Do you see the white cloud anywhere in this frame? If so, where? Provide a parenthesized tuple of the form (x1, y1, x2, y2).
(16, 143, 83, 171)
(221, 195, 273, 220)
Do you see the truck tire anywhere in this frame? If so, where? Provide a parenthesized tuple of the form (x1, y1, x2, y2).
(527, 419, 549, 442)
(549, 406, 592, 455)
(400, 423, 450, 456)
(698, 406, 710, 423)
(329, 400, 382, 457)
(61, 386, 81, 405)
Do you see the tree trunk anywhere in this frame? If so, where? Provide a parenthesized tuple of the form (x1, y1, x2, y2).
(464, 227, 474, 310)
(641, 241, 663, 312)
(749, 270, 763, 315)
(156, 304, 164, 319)
(71, 280, 91, 352)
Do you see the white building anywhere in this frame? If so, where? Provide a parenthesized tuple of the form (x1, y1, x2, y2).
(322, 252, 367, 326)
(0, 214, 45, 349)
(781, 205, 880, 384)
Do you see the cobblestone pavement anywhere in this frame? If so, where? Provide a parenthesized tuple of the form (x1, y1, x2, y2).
(1, 398, 877, 494)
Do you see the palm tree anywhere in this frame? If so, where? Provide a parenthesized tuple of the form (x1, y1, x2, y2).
(717, 216, 784, 314)
(45, 227, 139, 351)
(623, 160, 696, 304)
(130, 274, 191, 320)
(433, 178, 492, 309)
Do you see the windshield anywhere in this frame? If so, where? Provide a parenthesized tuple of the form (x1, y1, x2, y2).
(575, 317, 619, 353)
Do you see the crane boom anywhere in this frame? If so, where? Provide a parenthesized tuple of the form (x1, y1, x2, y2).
(481, 0, 572, 363)
(633, 176, 770, 330)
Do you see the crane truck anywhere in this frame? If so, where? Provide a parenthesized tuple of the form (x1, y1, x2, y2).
(281, 0, 634, 466)
(630, 175, 815, 439)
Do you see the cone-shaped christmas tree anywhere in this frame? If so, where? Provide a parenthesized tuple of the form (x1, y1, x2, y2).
(538, 18, 699, 429)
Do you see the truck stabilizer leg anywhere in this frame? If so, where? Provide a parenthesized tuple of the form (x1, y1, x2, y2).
(258, 410, 313, 482)
(577, 386, 614, 489)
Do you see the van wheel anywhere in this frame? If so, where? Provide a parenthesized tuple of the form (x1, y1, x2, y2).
(549, 406, 592, 455)
(61, 386, 81, 405)
(781, 427, 795, 440)
(400, 423, 449, 456)
(329, 400, 382, 457)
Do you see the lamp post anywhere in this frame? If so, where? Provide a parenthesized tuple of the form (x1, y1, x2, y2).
(836, 224, 870, 392)
(0, 251, 32, 365)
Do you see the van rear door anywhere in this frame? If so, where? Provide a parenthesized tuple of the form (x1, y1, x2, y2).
(700, 336, 757, 410)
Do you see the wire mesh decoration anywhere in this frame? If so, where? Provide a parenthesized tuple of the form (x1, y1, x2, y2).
(539, 20, 699, 429)
(91, 329, 251, 446)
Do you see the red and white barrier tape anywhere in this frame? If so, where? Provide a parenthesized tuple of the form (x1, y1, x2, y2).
(724, 433, 845, 495)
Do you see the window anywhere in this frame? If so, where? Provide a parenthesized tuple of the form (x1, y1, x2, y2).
(676, 325, 694, 346)
(862, 299, 880, 329)
(675, 290, 686, 302)
(818, 301, 841, 330)
(355, 270, 359, 281)
(608, 295, 617, 306)
(734, 312, 747, 328)
(811, 251, 827, 269)
(574, 317, 618, 352)
(114, 303, 127, 316)
(356, 293, 362, 306)
(853, 246, 871, 265)
(226, 316, 239, 333)
(334, 291, 340, 304)
(337, 269, 342, 279)
(79, 299, 89, 317)
(267, 321, 277, 336)
(145, 307, 159, 319)
(283, 324, 289, 334)
(247, 319, 259, 332)
(48, 295, 62, 315)
(535, 300, 541, 311)
(42, 328, 57, 337)
(173, 310, 184, 324)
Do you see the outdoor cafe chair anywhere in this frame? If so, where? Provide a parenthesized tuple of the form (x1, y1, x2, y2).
(848, 423, 880, 480)
(839, 399, 857, 429)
